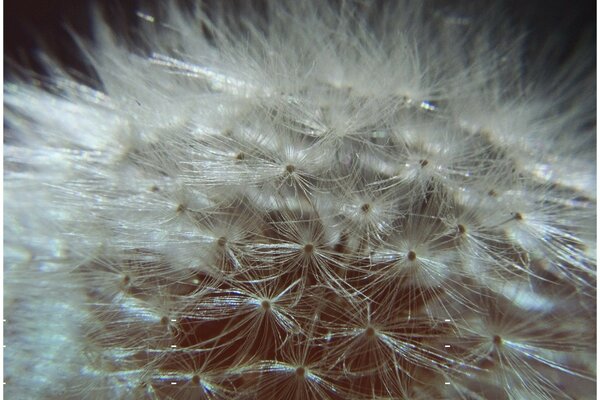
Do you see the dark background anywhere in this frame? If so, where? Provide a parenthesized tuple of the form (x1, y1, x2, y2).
(4, 0, 596, 78)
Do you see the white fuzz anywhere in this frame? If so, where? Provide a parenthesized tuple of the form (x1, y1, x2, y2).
(4, 1, 595, 399)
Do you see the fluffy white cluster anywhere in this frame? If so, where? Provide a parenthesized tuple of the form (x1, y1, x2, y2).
(4, 1, 596, 399)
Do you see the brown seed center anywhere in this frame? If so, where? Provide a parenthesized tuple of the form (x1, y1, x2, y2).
(513, 212, 523, 221)
(407, 250, 417, 261)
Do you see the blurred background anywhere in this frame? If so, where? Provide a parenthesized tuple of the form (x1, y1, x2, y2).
(4, 0, 596, 80)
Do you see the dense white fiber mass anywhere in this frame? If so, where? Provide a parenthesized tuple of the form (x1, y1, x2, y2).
(4, 1, 596, 399)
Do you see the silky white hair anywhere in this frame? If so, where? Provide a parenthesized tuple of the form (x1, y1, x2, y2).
(4, 1, 595, 399)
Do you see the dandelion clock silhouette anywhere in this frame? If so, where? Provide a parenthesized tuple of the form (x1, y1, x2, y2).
(4, 1, 596, 399)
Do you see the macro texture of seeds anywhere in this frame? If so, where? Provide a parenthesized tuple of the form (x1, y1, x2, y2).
(4, 1, 596, 399)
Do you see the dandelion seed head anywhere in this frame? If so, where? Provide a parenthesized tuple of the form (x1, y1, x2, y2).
(4, 1, 595, 399)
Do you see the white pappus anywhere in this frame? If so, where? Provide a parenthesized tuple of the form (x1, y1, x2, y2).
(4, 1, 596, 399)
